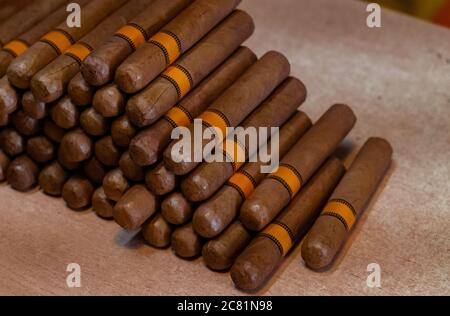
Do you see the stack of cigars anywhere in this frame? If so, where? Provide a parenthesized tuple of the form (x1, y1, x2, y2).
(0, 0, 393, 292)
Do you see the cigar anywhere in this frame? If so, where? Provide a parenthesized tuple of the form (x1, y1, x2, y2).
(43, 118, 65, 143)
(111, 115, 136, 147)
(30, 0, 153, 103)
(7, 0, 128, 89)
(38, 161, 68, 196)
(95, 136, 121, 166)
(129, 46, 256, 166)
(59, 129, 93, 163)
(240, 104, 357, 231)
(92, 83, 125, 118)
(6, 155, 39, 191)
(0, 2, 30, 21)
(231, 157, 345, 291)
(92, 186, 115, 219)
(171, 223, 204, 259)
(113, 184, 158, 230)
(0, 149, 10, 182)
(62, 175, 95, 209)
(116, 0, 241, 94)
(83, 157, 108, 184)
(202, 221, 251, 271)
(0, 127, 25, 157)
(163, 51, 290, 175)
(142, 213, 174, 248)
(126, 10, 254, 127)
(161, 192, 193, 225)
(22, 91, 49, 120)
(80, 107, 109, 136)
(26, 136, 55, 163)
(0, 1, 72, 77)
(0, 76, 19, 119)
(302, 138, 393, 270)
(12, 110, 41, 136)
(81, 0, 192, 86)
(67, 73, 94, 106)
(0, 109, 9, 126)
(103, 168, 129, 202)
(119, 151, 144, 182)
(145, 162, 178, 196)
(182, 77, 307, 202)
(57, 147, 81, 171)
(50, 96, 79, 129)
(193, 112, 312, 238)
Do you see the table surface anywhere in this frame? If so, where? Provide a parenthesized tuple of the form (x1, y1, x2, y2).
(1, 0, 449, 296)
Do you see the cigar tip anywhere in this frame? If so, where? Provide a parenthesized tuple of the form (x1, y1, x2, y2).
(181, 175, 210, 202)
(230, 260, 260, 291)
(192, 206, 222, 239)
(368, 137, 393, 156)
(6, 156, 38, 191)
(240, 200, 270, 231)
(301, 237, 335, 271)
(202, 241, 229, 271)
(115, 64, 142, 94)
(0, 85, 18, 114)
(129, 138, 157, 167)
(81, 56, 110, 86)
(93, 85, 124, 117)
(31, 73, 60, 103)
(126, 96, 150, 127)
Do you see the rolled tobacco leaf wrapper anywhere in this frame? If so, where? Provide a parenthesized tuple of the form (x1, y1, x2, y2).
(39, 161, 69, 196)
(92, 83, 125, 118)
(161, 192, 193, 226)
(171, 222, 204, 259)
(0, 127, 25, 157)
(103, 168, 130, 202)
(95, 136, 122, 167)
(119, 151, 144, 182)
(0, 149, 11, 182)
(111, 115, 136, 148)
(26, 136, 55, 163)
(62, 175, 95, 209)
(142, 213, 174, 248)
(50, 96, 79, 129)
(83, 157, 108, 184)
(6, 155, 39, 191)
(67, 72, 95, 106)
(92, 186, 116, 219)
(145, 162, 178, 196)
(22, 91, 49, 120)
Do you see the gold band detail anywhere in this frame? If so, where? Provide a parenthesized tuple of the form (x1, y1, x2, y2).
(114, 24, 147, 50)
(268, 164, 302, 199)
(64, 42, 93, 64)
(259, 222, 294, 256)
(321, 199, 357, 231)
(2, 40, 29, 57)
(227, 171, 256, 199)
(164, 105, 192, 128)
(149, 31, 181, 65)
(40, 30, 74, 55)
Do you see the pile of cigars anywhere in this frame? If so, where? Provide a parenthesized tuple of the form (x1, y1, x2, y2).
(0, 0, 393, 292)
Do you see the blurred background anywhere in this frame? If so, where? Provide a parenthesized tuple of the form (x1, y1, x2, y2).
(365, 0, 450, 27)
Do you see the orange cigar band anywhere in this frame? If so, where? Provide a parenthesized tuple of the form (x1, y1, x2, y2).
(268, 163, 303, 199)
(114, 23, 147, 50)
(220, 139, 247, 171)
(163, 105, 193, 128)
(199, 109, 230, 137)
(64, 42, 93, 64)
(40, 30, 75, 55)
(3, 40, 29, 57)
(149, 30, 181, 65)
(259, 221, 295, 256)
(227, 170, 256, 199)
(161, 65, 193, 99)
(321, 199, 357, 231)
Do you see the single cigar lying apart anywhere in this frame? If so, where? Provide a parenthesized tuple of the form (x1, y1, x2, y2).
(163, 51, 290, 175)
(59, 129, 93, 163)
(67, 73, 94, 106)
(145, 162, 178, 196)
(43, 119, 65, 143)
(182, 77, 307, 202)
(193, 112, 312, 239)
(171, 223, 204, 259)
(7, 0, 128, 90)
(12, 110, 41, 136)
(39, 161, 68, 196)
(161, 192, 193, 226)
(126, 10, 254, 127)
(84, 157, 108, 184)
(92, 186, 115, 219)
(111, 115, 136, 147)
(142, 213, 174, 248)
(0, 149, 10, 181)
(119, 151, 144, 182)
(103, 168, 129, 202)
(113, 184, 158, 230)
(7, 155, 39, 191)
(30, 0, 153, 103)
(22, 91, 49, 120)
(0, 127, 25, 157)
(26, 136, 55, 163)
(62, 175, 95, 209)
(95, 136, 121, 167)
(80, 107, 109, 136)
(302, 138, 393, 270)
(231, 157, 345, 291)
(92, 83, 125, 118)
(50, 96, 79, 129)
(116, 0, 241, 93)
(129, 46, 256, 166)
(240, 104, 357, 231)
(81, 0, 192, 86)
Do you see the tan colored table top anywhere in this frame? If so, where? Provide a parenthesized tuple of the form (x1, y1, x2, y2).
(1, 0, 449, 296)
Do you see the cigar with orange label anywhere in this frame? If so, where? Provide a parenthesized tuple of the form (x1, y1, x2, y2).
(231, 157, 345, 291)
(126, 10, 254, 127)
(129, 46, 256, 166)
(7, 0, 128, 90)
(302, 138, 393, 270)
(116, 0, 241, 94)
(240, 104, 357, 232)
(81, 0, 192, 86)
(182, 77, 307, 203)
(163, 51, 290, 175)
(193, 112, 312, 239)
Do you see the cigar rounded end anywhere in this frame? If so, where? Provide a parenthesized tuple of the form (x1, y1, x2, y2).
(129, 134, 159, 167)
(171, 225, 203, 259)
(30, 73, 61, 103)
(103, 169, 130, 202)
(202, 240, 231, 271)
(68, 74, 93, 106)
(192, 205, 224, 239)
(92, 187, 115, 219)
(115, 63, 144, 94)
(59, 130, 93, 163)
(0, 81, 19, 115)
(6, 63, 32, 90)
(142, 214, 173, 249)
(181, 174, 212, 202)
(6, 156, 38, 192)
(93, 84, 124, 118)
(161, 192, 192, 225)
(22, 91, 47, 120)
(126, 95, 153, 128)
(62, 176, 94, 210)
(162, 147, 196, 176)
(240, 200, 271, 231)
(230, 259, 261, 292)
(81, 56, 111, 87)
(38, 162, 67, 196)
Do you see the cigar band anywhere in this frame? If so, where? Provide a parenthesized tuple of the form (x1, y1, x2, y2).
(199, 109, 231, 138)
(268, 163, 303, 199)
(64, 42, 93, 64)
(259, 221, 295, 256)
(321, 199, 357, 231)
(163, 105, 193, 128)
(114, 23, 148, 50)
(2, 39, 29, 57)
(227, 170, 256, 200)
(40, 29, 75, 55)
(149, 30, 181, 65)
(219, 139, 248, 171)
(160, 64, 193, 99)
